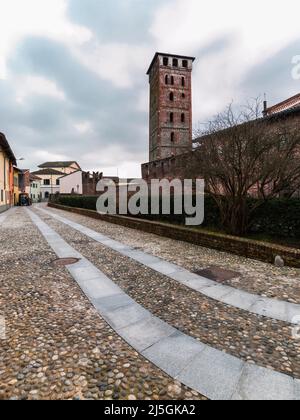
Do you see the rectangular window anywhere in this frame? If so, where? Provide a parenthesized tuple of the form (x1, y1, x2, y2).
(163, 57, 169, 66)
(182, 60, 188, 68)
(173, 58, 178, 67)
(44, 179, 50, 186)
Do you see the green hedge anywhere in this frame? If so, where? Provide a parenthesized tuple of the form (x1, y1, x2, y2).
(51, 195, 98, 211)
(51, 194, 300, 238)
(251, 198, 300, 238)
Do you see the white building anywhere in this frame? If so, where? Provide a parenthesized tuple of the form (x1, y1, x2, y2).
(32, 161, 81, 200)
(59, 171, 113, 196)
(30, 169, 64, 200)
(29, 174, 42, 203)
(59, 170, 83, 195)
(38, 161, 81, 175)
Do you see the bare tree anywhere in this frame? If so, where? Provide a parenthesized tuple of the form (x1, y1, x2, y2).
(191, 99, 300, 235)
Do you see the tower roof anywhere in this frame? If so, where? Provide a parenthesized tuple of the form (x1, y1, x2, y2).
(146, 52, 196, 75)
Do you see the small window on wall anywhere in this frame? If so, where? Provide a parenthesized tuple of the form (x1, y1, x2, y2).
(182, 60, 188, 68)
(171, 76, 174, 85)
(56, 179, 60, 186)
(165, 75, 169, 85)
(171, 132, 175, 142)
(163, 57, 169, 66)
(44, 179, 50, 186)
(181, 113, 185, 123)
(182, 93, 186, 99)
(169, 92, 174, 101)
(181, 77, 185, 87)
(173, 58, 178, 67)
(170, 113, 174, 123)
(45, 192, 50, 199)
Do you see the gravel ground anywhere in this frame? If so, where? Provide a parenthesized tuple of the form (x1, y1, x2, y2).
(35, 207, 300, 380)
(44, 206, 300, 304)
(0, 208, 206, 401)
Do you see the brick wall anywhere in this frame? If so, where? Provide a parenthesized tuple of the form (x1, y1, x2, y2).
(143, 107, 300, 185)
(82, 172, 103, 196)
(148, 54, 193, 162)
(48, 202, 300, 269)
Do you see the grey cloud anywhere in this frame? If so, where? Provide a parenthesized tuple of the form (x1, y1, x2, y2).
(1, 3, 299, 178)
(197, 33, 237, 58)
(240, 39, 300, 104)
(3, 36, 149, 173)
(67, 0, 164, 43)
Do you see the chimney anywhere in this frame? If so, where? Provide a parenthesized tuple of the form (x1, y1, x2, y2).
(263, 94, 268, 117)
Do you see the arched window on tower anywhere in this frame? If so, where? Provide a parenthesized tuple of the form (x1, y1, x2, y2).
(169, 92, 174, 101)
(181, 77, 185, 87)
(171, 132, 175, 143)
(171, 76, 174, 85)
(170, 113, 174, 123)
(165, 75, 169, 85)
(181, 113, 185, 123)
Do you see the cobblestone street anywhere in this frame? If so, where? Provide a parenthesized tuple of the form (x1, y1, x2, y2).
(0, 208, 205, 400)
(0, 205, 299, 400)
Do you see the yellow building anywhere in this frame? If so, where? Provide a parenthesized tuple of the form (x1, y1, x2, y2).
(0, 133, 17, 213)
(13, 167, 21, 206)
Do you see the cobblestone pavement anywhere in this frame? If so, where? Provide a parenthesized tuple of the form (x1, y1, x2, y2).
(0, 208, 205, 400)
(44, 206, 300, 305)
(34, 207, 300, 380)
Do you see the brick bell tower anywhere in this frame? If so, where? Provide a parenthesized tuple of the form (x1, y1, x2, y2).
(147, 52, 195, 162)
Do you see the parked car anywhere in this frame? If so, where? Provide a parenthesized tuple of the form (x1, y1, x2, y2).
(19, 193, 32, 206)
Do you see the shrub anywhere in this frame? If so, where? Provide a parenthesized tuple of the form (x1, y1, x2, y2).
(51, 194, 300, 238)
(250, 198, 300, 238)
(51, 195, 98, 211)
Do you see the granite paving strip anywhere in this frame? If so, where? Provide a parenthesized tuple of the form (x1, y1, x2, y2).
(0, 207, 15, 225)
(38, 207, 300, 325)
(35, 208, 300, 379)
(0, 208, 205, 401)
(27, 209, 300, 400)
(44, 205, 300, 304)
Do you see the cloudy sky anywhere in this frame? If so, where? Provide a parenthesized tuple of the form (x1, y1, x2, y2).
(0, 0, 300, 177)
